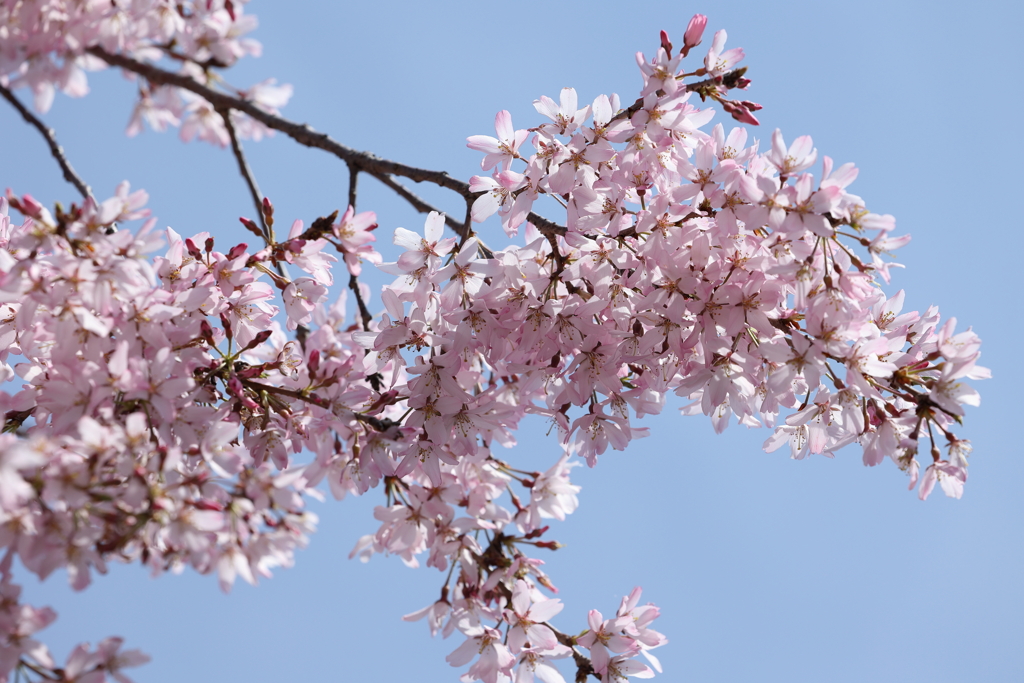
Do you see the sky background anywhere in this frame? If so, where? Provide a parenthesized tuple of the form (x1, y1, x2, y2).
(2, 1, 1022, 681)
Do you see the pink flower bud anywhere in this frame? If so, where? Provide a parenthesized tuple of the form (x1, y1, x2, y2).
(723, 99, 760, 126)
(244, 329, 273, 350)
(239, 217, 263, 237)
(683, 14, 707, 50)
(659, 30, 673, 57)
(227, 242, 248, 260)
(16, 193, 45, 219)
(220, 312, 233, 341)
(185, 238, 203, 260)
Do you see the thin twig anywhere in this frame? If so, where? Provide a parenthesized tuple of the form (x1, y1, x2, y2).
(346, 273, 382, 391)
(370, 172, 471, 237)
(347, 162, 359, 210)
(0, 82, 92, 200)
(219, 107, 269, 242)
(348, 273, 374, 333)
(459, 197, 473, 250)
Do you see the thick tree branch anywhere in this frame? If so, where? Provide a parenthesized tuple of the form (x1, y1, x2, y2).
(86, 46, 569, 238)
(88, 46, 470, 195)
(0, 82, 93, 200)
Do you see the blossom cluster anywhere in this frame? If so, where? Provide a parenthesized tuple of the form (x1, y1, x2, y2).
(0, 0, 290, 144)
(0, 6, 986, 683)
(457, 21, 986, 493)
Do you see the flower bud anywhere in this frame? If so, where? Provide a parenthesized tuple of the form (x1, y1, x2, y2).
(682, 14, 707, 54)
(239, 217, 263, 237)
(200, 319, 215, 344)
(244, 329, 273, 350)
(220, 312, 233, 341)
(227, 242, 248, 260)
(185, 238, 203, 261)
(659, 30, 673, 57)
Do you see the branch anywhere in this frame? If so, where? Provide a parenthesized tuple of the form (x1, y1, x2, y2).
(347, 162, 359, 211)
(349, 273, 374, 333)
(0, 82, 93, 200)
(86, 46, 569, 238)
(88, 46, 471, 195)
(219, 108, 270, 242)
(370, 172, 470, 237)
(609, 67, 751, 125)
(527, 211, 567, 237)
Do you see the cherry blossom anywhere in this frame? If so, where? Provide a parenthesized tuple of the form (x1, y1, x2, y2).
(0, 8, 986, 683)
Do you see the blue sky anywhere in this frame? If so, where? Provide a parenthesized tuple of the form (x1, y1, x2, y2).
(2, 1, 1022, 681)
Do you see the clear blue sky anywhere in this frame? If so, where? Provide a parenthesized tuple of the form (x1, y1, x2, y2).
(2, 1, 1021, 681)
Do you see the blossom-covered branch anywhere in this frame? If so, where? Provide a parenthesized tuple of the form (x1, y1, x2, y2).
(0, 4, 986, 683)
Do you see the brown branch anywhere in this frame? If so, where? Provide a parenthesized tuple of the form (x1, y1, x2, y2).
(370, 171, 471, 237)
(89, 46, 471, 195)
(349, 273, 374, 333)
(242, 379, 331, 409)
(528, 211, 567, 237)
(86, 46, 569, 238)
(347, 162, 359, 210)
(0, 82, 93, 200)
(551, 628, 597, 683)
(609, 67, 751, 125)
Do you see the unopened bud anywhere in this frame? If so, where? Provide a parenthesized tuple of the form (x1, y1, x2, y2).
(185, 238, 203, 260)
(262, 198, 275, 228)
(722, 99, 760, 126)
(244, 329, 273, 350)
(239, 217, 263, 237)
(659, 30, 673, 57)
(204, 237, 214, 253)
(18, 193, 45, 219)
(220, 312, 233, 341)
(683, 14, 707, 52)
(227, 242, 248, 260)
(534, 540, 563, 550)
(199, 319, 215, 343)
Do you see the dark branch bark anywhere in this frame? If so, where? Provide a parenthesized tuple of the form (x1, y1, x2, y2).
(0, 82, 93, 200)
(370, 172, 470, 237)
(89, 46, 470, 195)
(219, 108, 270, 242)
(347, 163, 359, 211)
(86, 46, 569, 238)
